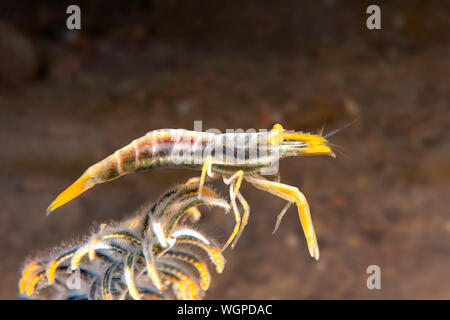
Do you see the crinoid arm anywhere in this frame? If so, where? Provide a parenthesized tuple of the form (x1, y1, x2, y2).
(20, 183, 229, 300)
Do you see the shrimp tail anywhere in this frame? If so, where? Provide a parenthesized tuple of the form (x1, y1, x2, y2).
(46, 171, 96, 215)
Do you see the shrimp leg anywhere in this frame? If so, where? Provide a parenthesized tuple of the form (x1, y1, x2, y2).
(245, 175, 319, 260)
(184, 155, 217, 197)
(231, 191, 249, 249)
(222, 170, 244, 250)
(197, 155, 215, 198)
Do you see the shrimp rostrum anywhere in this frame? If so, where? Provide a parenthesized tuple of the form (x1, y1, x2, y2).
(46, 124, 335, 260)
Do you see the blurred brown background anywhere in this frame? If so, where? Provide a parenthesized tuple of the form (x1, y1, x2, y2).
(0, 1, 449, 299)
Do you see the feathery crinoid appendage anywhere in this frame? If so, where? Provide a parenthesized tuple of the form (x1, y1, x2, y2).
(19, 183, 230, 300)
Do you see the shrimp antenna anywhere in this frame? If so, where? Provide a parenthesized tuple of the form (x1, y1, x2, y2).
(324, 118, 358, 139)
(328, 142, 352, 161)
(318, 115, 327, 136)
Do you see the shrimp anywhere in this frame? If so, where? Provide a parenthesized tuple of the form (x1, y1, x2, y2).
(46, 124, 335, 260)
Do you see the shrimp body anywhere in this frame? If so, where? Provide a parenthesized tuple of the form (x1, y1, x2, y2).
(98, 129, 282, 178)
(47, 129, 276, 213)
(47, 124, 335, 261)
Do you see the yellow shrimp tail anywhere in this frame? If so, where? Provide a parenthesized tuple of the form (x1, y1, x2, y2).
(46, 172, 95, 215)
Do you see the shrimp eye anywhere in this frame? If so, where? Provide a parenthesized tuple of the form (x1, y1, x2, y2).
(272, 123, 284, 131)
(269, 124, 284, 145)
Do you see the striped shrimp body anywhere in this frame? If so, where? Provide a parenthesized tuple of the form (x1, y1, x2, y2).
(47, 124, 336, 260)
